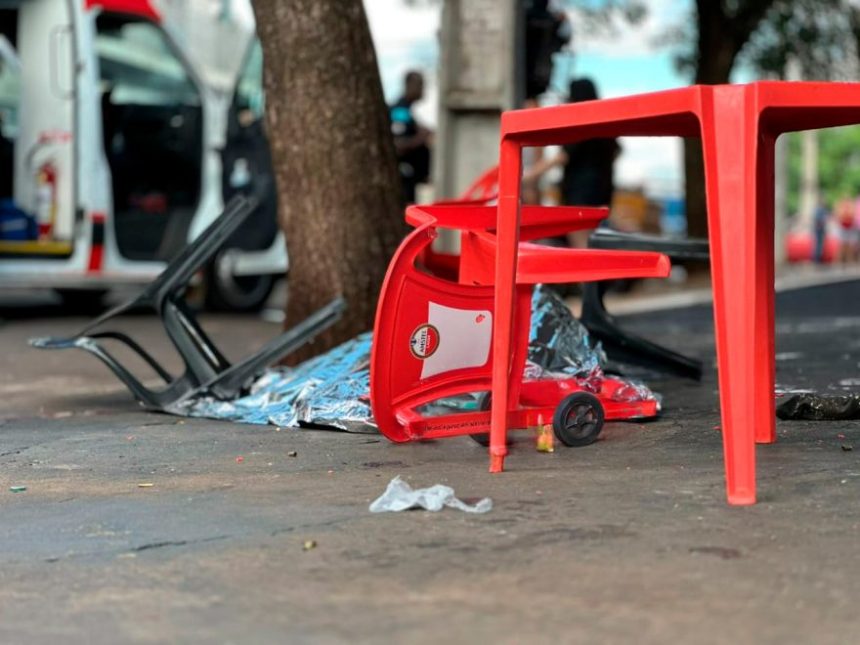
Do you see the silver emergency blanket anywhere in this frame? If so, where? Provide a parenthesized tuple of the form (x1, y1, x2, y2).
(528, 285, 605, 376)
(176, 286, 656, 431)
(170, 332, 376, 432)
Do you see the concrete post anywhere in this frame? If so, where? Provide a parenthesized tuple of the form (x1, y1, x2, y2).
(434, 0, 522, 202)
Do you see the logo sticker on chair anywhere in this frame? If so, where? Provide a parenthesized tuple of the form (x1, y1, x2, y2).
(410, 324, 440, 359)
(416, 303, 493, 379)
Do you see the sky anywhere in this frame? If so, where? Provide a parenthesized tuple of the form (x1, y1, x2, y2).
(364, 0, 693, 197)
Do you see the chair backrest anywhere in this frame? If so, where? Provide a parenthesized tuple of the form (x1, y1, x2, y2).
(371, 217, 499, 441)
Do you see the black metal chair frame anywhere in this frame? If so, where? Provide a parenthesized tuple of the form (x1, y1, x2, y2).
(581, 229, 709, 380)
(32, 195, 345, 409)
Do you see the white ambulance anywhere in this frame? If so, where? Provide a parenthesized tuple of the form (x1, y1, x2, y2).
(0, 0, 287, 310)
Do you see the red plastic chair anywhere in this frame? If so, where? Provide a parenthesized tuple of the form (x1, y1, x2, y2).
(494, 81, 860, 504)
(444, 165, 499, 205)
(370, 203, 669, 446)
(418, 166, 500, 282)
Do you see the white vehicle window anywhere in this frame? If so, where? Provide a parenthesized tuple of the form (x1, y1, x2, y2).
(95, 18, 199, 107)
(95, 13, 203, 262)
(234, 40, 264, 119)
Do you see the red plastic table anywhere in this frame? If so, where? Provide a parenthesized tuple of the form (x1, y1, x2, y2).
(490, 81, 860, 505)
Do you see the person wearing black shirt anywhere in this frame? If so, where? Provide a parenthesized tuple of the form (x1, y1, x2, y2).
(559, 79, 619, 208)
(523, 78, 620, 246)
(390, 70, 432, 204)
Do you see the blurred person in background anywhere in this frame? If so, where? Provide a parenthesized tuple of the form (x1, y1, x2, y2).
(812, 197, 830, 265)
(390, 70, 432, 204)
(523, 77, 620, 247)
(836, 197, 857, 264)
(853, 195, 860, 262)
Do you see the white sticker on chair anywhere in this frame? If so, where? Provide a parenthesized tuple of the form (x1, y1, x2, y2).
(419, 302, 492, 379)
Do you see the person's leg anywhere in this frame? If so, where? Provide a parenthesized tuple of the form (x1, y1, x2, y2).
(814, 227, 825, 264)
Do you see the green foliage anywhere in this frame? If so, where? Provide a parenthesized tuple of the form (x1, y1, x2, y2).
(667, 0, 781, 80)
(786, 126, 860, 215)
(663, 0, 860, 81)
(557, 0, 646, 29)
(740, 0, 860, 79)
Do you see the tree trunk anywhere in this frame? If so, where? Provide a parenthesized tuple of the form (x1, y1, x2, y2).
(684, 5, 738, 239)
(253, 0, 406, 363)
(685, 0, 777, 238)
(683, 139, 709, 240)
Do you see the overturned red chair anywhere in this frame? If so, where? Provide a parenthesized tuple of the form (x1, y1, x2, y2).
(370, 203, 670, 453)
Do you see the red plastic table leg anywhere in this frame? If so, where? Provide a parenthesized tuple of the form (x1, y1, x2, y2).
(489, 138, 523, 473)
(753, 134, 777, 447)
(702, 87, 777, 505)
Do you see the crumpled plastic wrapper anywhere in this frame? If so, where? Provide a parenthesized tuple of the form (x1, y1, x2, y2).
(369, 476, 492, 513)
(777, 393, 860, 421)
(178, 285, 657, 430)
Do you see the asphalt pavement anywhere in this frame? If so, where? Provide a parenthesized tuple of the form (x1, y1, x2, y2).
(1, 281, 859, 644)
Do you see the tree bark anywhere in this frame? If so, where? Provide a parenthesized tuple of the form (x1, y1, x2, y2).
(253, 0, 406, 363)
(684, 38, 736, 239)
(684, 2, 738, 239)
(685, 0, 776, 238)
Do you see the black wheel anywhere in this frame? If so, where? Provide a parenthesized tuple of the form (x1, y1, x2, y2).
(469, 392, 509, 447)
(552, 392, 604, 447)
(54, 288, 108, 314)
(205, 250, 276, 313)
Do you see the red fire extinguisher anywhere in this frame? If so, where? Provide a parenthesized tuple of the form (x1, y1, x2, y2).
(35, 161, 57, 240)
